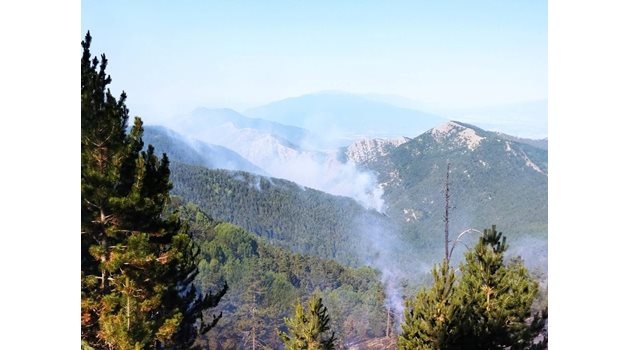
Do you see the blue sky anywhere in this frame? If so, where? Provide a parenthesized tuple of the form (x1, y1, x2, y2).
(82, 0, 547, 121)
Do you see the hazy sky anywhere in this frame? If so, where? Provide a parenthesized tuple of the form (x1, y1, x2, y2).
(81, 0, 547, 122)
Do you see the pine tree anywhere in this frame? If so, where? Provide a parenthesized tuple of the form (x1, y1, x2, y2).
(398, 225, 547, 350)
(398, 260, 460, 350)
(81, 31, 227, 349)
(278, 294, 337, 350)
(455, 225, 547, 350)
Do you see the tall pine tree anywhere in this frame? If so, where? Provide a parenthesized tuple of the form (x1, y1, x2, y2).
(398, 260, 460, 350)
(455, 225, 547, 350)
(278, 294, 337, 350)
(81, 31, 227, 350)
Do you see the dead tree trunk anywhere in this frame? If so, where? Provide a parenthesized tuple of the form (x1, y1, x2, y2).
(386, 306, 391, 338)
(444, 162, 451, 264)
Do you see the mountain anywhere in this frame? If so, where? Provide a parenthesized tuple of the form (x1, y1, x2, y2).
(162, 108, 312, 169)
(244, 91, 448, 139)
(354, 121, 547, 258)
(142, 125, 265, 174)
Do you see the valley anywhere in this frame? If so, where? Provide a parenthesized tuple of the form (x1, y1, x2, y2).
(141, 108, 548, 348)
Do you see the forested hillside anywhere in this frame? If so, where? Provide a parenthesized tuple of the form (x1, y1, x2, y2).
(169, 162, 395, 267)
(171, 199, 389, 349)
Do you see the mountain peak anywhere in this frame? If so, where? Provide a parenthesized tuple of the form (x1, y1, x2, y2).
(430, 121, 486, 150)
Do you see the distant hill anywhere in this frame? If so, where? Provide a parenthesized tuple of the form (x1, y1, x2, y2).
(170, 107, 319, 146)
(244, 91, 447, 139)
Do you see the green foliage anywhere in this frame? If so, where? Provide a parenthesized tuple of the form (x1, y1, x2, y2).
(81, 31, 226, 349)
(455, 226, 547, 350)
(398, 260, 459, 350)
(169, 162, 394, 267)
(172, 202, 387, 349)
(399, 226, 547, 350)
(279, 294, 337, 350)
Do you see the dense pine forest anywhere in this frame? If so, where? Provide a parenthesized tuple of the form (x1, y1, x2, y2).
(81, 32, 547, 349)
(169, 162, 394, 267)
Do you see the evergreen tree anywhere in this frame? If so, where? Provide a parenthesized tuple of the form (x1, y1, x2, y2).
(455, 225, 547, 350)
(81, 31, 227, 349)
(398, 260, 459, 350)
(278, 294, 337, 350)
(399, 225, 547, 350)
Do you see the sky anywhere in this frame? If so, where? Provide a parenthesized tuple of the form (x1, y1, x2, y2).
(81, 0, 547, 122)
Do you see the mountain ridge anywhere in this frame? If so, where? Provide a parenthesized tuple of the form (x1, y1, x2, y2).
(142, 125, 265, 174)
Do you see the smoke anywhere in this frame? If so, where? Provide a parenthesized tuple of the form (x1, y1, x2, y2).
(167, 120, 386, 212)
(352, 213, 432, 329)
(263, 152, 385, 212)
(505, 235, 548, 280)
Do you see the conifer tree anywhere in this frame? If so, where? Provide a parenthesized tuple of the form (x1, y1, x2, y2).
(398, 260, 459, 350)
(399, 225, 547, 350)
(81, 31, 227, 349)
(455, 225, 547, 350)
(278, 295, 337, 350)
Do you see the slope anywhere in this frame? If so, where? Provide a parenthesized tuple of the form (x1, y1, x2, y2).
(169, 162, 396, 268)
(353, 121, 547, 261)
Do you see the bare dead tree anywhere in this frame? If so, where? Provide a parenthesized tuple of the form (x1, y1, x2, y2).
(444, 162, 451, 264)
(385, 306, 392, 338)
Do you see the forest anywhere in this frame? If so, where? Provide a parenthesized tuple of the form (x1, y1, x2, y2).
(81, 32, 547, 349)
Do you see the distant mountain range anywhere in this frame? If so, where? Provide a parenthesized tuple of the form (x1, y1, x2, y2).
(171, 107, 318, 146)
(243, 91, 448, 139)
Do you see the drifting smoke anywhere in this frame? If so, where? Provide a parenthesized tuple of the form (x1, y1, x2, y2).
(262, 152, 385, 212)
(352, 213, 432, 329)
(167, 120, 385, 212)
(505, 235, 548, 281)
